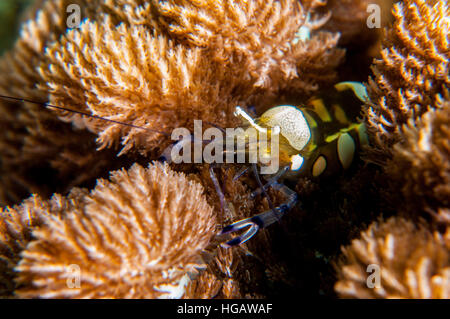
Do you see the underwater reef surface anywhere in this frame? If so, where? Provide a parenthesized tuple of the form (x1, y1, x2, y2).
(0, 0, 448, 299)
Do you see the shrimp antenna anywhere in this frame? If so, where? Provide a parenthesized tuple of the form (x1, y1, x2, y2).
(0, 94, 171, 137)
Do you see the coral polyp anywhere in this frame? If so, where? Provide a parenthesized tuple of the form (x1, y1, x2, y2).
(13, 162, 215, 298)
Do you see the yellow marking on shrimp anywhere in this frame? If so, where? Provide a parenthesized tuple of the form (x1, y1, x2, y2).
(310, 98, 332, 122)
(312, 156, 327, 177)
(337, 133, 355, 169)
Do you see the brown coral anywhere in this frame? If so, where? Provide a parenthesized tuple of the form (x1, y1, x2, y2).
(152, 0, 344, 89)
(335, 216, 450, 299)
(0, 0, 125, 206)
(334, 0, 450, 299)
(0, 189, 87, 297)
(385, 103, 450, 215)
(185, 247, 242, 299)
(14, 162, 216, 298)
(90, 0, 162, 29)
(39, 16, 245, 155)
(364, 0, 449, 161)
(184, 270, 223, 299)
